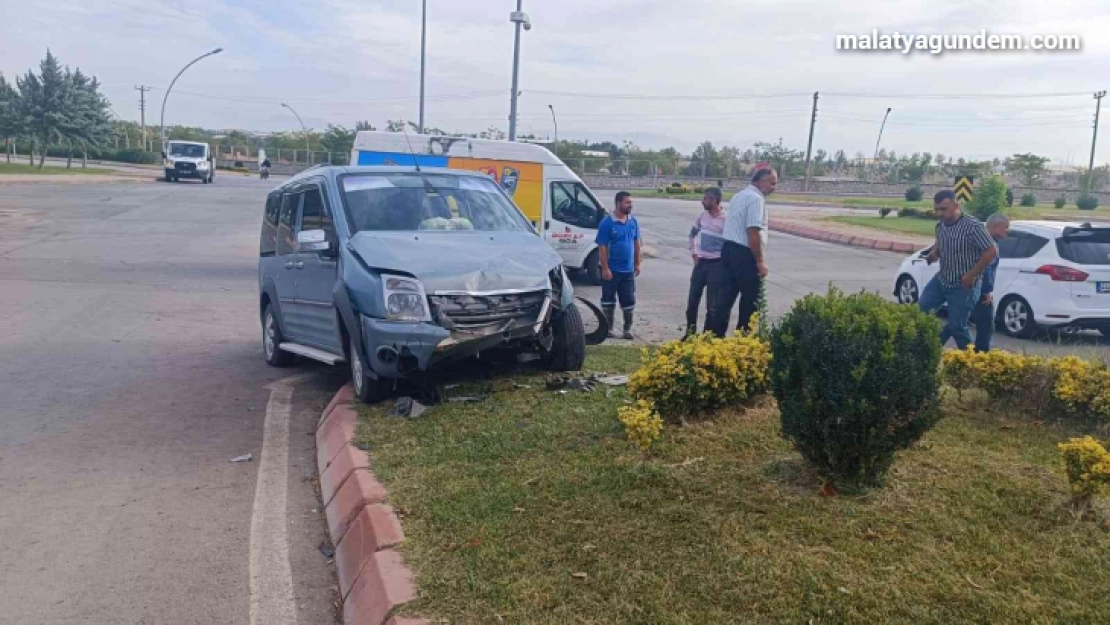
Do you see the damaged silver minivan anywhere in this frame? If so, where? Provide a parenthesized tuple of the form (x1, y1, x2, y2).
(258, 165, 588, 402)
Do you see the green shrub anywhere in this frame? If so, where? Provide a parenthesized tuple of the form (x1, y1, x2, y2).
(1020, 193, 1037, 207)
(904, 186, 923, 202)
(656, 187, 665, 194)
(1077, 194, 1100, 211)
(770, 289, 943, 488)
(628, 333, 770, 422)
(898, 207, 933, 219)
(1055, 196, 1067, 209)
(966, 175, 1008, 220)
(692, 185, 706, 194)
(1005, 188, 1015, 207)
(879, 208, 892, 218)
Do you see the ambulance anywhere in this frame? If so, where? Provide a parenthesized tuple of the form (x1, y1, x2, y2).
(350, 131, 607, 283)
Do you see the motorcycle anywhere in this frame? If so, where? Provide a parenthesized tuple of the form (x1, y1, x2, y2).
(259, 165, 271, 180)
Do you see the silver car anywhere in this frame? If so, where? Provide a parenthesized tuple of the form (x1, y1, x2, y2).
(258, 165, 589, 402)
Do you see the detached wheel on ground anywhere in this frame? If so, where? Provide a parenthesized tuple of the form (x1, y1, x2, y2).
(349, 334, 387, 404)
(999, 295, 1036, 339)
(262, 304, 294, 367)
(543, 303, 586, 372)
(895, 275, 919, 304)
(584, 250, 602, 286)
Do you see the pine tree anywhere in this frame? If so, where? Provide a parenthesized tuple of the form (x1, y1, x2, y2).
(17, 50, 72, 168)
(0, 73, 20, 163)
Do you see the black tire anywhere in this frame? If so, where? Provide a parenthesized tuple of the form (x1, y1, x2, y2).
(543, 303, 586, 372)
(262, 303, 294, 367)
(349, 334, 387, 404)
(202, 175, 209, 184)
(998, 295, 1036, 339)
(895, 275, 919, 304)
(584, 250, 602, 285)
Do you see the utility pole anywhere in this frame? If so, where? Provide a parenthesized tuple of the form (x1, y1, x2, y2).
(418, 0, 426, 134)
(1086, 90, 1106, 194)
(135, 85, 151, 150)
(873, 107, 892, 181)
(802, 91, 818, 191)
(508, 0, 531, 142)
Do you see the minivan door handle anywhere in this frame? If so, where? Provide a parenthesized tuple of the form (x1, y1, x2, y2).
(284, 260, 294, 269)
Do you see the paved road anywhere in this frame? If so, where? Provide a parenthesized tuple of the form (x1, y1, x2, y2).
(1, 181, 1105, 624)
(0, 176, 341, 624)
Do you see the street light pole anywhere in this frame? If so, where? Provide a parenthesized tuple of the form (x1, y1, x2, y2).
(418, 0, 427, 134)
(508, 0, 531, 142)
(873, 107, 892, 180)
(159, 48, 223, 152)
(548, 104, 557, 142)
(281, 102, 310, 162)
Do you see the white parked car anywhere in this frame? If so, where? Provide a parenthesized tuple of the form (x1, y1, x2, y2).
(893, 221, 1110, 338)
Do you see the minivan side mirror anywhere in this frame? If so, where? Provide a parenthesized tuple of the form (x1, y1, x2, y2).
(297, 229, 332, 253)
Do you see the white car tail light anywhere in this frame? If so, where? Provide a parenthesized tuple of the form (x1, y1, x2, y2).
(1034, 264, 1089, 282)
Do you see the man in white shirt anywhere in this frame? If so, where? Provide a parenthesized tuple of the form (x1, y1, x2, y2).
(706, 168, 777, 336)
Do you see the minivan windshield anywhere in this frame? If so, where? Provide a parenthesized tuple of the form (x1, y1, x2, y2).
(340, 173, 532, 233)
(169, 143, 206, 158)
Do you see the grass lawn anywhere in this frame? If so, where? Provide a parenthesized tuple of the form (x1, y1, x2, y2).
(355, 345, 1110, 624)
(0, 162, 114, 175)
(823, 215, 938, 238)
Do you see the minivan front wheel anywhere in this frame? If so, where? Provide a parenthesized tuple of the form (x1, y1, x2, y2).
(349, 335, 387, 404)
(543, 304, 586, 372)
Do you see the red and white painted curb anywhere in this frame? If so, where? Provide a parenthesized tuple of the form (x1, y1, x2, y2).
(770, 219, 920, 254)
(317, 383, 427, 625)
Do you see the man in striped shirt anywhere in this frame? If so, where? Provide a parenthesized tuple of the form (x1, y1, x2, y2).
(685, 187, 727, 336)
(918, 190, 998, 349)
(707, 168, 776, 336)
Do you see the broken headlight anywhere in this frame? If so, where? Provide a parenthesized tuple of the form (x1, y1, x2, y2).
(382, 275, 431, 322)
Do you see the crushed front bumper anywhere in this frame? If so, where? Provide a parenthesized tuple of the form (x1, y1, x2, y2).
(359, 290, 553, 379)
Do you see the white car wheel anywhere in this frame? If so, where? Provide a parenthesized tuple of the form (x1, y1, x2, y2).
(1000, 296, 1035, 339)
(896, 275, 919, 304)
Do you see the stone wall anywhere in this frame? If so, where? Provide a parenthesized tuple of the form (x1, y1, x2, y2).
(581, 175, 1110, 205)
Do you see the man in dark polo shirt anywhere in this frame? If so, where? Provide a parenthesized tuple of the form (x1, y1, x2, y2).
(596, 191, 642, 339)
(918, 190, 998, 349)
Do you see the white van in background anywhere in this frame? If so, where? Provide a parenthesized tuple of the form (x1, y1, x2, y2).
(351, 132, 607, 283)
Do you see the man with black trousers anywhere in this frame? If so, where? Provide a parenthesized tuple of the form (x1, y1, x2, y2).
(685, 187, 727, 336)
(596, 191, 642, 339)
(707, 168, 777, 336)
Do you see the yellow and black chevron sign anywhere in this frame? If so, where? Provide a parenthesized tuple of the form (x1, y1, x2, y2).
(954, 176, 974, 202)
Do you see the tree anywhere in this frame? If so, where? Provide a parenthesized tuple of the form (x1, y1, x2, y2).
(479, 126, 505, 141)
(17, 50, 71, 168)
(754, 139, 804, 178)
(60, 68, 112, 168)
(0, 73, 20, 162)
(385, 119, 407, 133)
(1007, 153, 1050, 186)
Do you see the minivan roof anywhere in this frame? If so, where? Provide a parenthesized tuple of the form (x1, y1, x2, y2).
(279, 164, 498, 188)
(166, 140, 208, 146)
(352, 131, 564, 166)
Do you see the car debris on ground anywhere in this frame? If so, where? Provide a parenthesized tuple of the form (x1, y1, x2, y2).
(388, 397, 428, 418)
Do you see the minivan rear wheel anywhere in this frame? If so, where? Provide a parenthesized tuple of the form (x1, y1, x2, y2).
(262, 304, 294, 367)
(584, 250, 602, 285)
(349, 335, 387, 404)
(895, 275, 919, 304)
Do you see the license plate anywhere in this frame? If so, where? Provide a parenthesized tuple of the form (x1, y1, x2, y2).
(1097, 282, 1110, 294)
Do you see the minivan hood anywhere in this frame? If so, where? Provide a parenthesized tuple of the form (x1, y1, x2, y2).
(347, 231, 561, 293)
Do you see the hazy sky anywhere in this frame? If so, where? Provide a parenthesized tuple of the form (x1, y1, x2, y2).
(2, 0, 1108, 163)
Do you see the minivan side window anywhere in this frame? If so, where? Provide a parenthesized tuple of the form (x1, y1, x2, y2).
(550, 182, 603, 229)
(260, 192, 281, 256)
(297, 185, 337, 251)
(276, 192, 301, 256)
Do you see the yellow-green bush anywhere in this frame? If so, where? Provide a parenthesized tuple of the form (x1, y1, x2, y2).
(617, 400, 664, 452)
(628, 332, 771, 422)
(1058, 436, 1110, 504)
(941, 347, 1110, 421)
